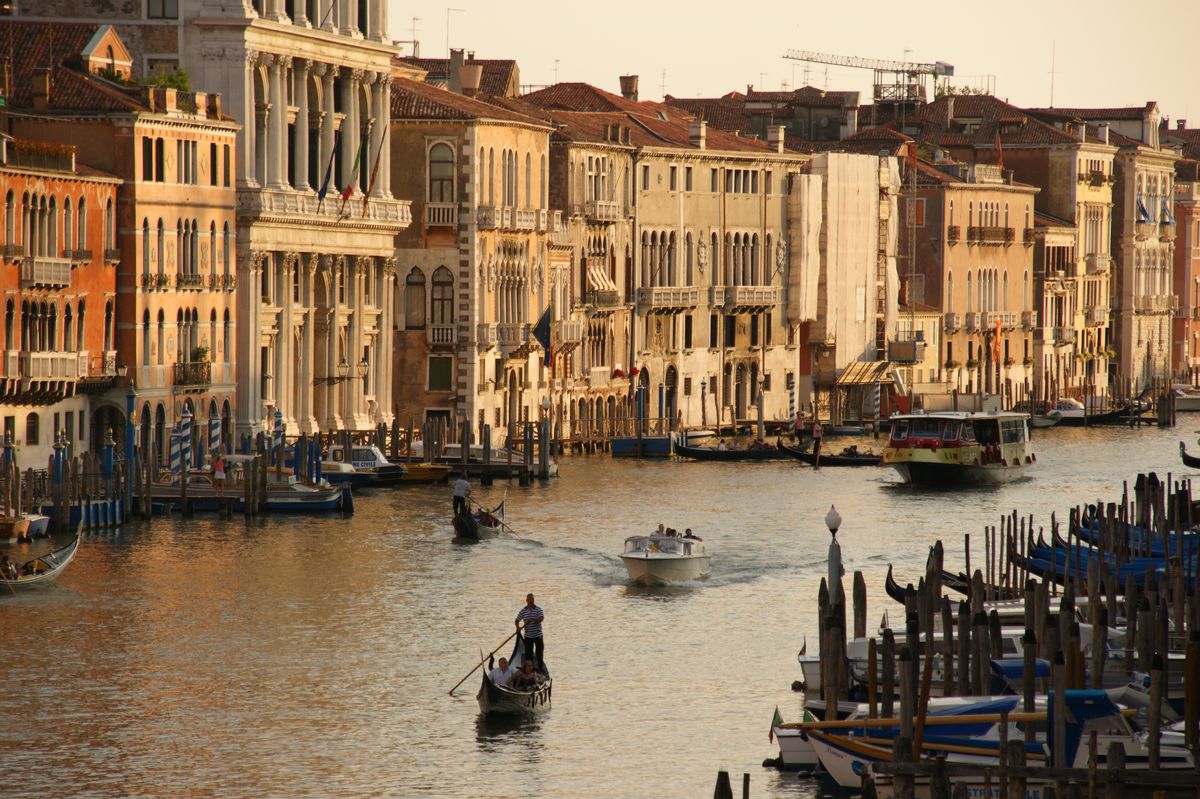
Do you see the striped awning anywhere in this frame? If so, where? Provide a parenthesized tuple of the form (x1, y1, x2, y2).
(836, 360, 895, 386)
(588, 262, 617, 292)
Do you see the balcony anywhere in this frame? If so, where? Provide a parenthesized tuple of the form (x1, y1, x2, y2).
(555, 320, 584, 350)
(964, 311, 982, 332)
(237, 186, 412, 228)
(1085, 306, 1106, 327)
(2, 350, 16, 377)
(173, 360, 211, 390)
(512, 208, 538, 230)
(475, 323, 497, 350)
(428, 325, 457, 346)
(1088, 170, 1107, 187)
(497, 322, 530, 348)
(1021, 310, 1038, 330)
(424, 202, 458, 227)
(967, 226, 1013, 246)
(176, 272, 205, 290)
(585, 200, 621, 222)
(710, 285, 780, 311)
(946, 225, 960, 244)
(20, 256, 71, 287)
(141, 272, 169, 290)
(588, 366, 610, 390)
(1023, 227, 1036, 247)
(1053, 326, 1074, 345)
(104, 248, 121, 263)
(208, 273, 236, 291)
(1160, 222, 1177, 242)
(1085, 254, 1111, 275)
(1133, 295, 1178, 314)
(943, 312, 961, 332)
(2, 244, 24, 261)
(64, 248, 93, 263)
(585, 289, 621, 308)
(637, 286, 701, 313)
(983, 311, 1018, 330)
(19, 351, 84, 380)
(536, 209, 549, 231)
(1136, 222, 1158, 240)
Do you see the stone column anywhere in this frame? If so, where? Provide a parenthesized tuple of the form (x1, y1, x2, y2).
(379, 258, 396, 422)
(299, 254, 317, 432)
(293, 0, 308, 26)
(318, 65, 336, 200)
(294, 60, 311, 191)
(369, 74, 386, 198)
(240, 50, 260, 187)
(370, 0, 385, 41)
(339, 70, 360, 194)
(381, 78, 392, 196)
(266, 55, 285, 188)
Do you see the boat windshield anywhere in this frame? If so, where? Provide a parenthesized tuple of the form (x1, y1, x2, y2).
(890, 422, 909, 441)
(972, 419, 1000, 444)
(1000, 419, 1027, 444)
(624, 536, 683, 554)
(910, 418, 944, 438)
(942, 422, 960, 441)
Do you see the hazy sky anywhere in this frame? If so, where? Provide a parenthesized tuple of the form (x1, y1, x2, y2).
(391, 0, 1199, 126)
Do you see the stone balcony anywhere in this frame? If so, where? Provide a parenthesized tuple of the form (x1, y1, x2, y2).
(1133, 295, 1178, 314)
(424, 202, 458, 227)
(1021, 310, 1038, 330)
(946, 225, 960, 245)
(965, 311, 982, 332)
(588, 366, 610, 390)
(19, 351, 86, 380)
(1085, 254, 1111, 275)
(496, 322, 530, 348)
(512, 208, 538, 230)
(176, 272, 206, 290)
(172, 360, 211, 391)
(20, 256, 71, 288)
(637, 286, 701, 313)
(1085, 306, 1106, 327)
(585, 200, 621, 222)
(984, 311, 1018, 330)
(428, 325, 457, 346)
(555, 320, 583, 351)
(585, 289, 621, 308)
(1052, 326, 1074, 345)
(967, 226, 1015, 246)
(710, 285, 780, 312)
(476, 323, 498, 351)
(943, 312, 961, 332)
(237, 186, 412, 228)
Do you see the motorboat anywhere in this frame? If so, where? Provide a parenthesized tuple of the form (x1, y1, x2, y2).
(619, 533, 710, 584)
(326, 444, 407, 486)
(0, 515, 30, 543)
(477, 634, 552, 715)
(1, 536, 80, 588)
(1171, 385, 1200, 412)
(1040, 397, 1134, 427)
(883, 411, 1035, 486)
(1028, 412, 1061, 429)
(137, 458, 353, 514)
(22, 513, 51, 539)
(289, 460, 376, 490)
(395, 462, 452, 483)
(772, 700, 859, 772)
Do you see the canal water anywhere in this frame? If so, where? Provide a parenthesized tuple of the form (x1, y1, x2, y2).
(2, 423, 1196, 798)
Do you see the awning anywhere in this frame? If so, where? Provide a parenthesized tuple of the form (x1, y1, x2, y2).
(836, 360, 895, 386)
(587, 262, 617, 292)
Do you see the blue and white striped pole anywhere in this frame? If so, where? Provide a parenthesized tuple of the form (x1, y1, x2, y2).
(273, 409, 283, 464)
(209, 412, 221, 458)
(169, 425, 181, 483)
(180, 406, 193, 475)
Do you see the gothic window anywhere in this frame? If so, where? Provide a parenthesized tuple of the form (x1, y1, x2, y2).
(431, 266, 453, 325)
(428, 142, 454, 203)
(405, 268, 426, 329)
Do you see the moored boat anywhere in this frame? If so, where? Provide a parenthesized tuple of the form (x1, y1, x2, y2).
(883, 411, 1034, 486)
(619, 532, 710, 584)
(1029, 411, 1062, 429)
(776, 440, 882, 467)
(327, 444, 408, 486)
(22, 513, 51, 539)
(673, 440, 790, 461)
(477, 634, 552, 715)
(1180, 441, 1200, 469)
(1042, 397, 1135, 427)
(396, 463, 452, 483)
(1, 535, 80, 589)
(0, 515, 30, 543)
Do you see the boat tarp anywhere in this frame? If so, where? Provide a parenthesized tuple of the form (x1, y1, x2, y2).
(836, 360, 895, 386)
(989, 658, 1050, 680)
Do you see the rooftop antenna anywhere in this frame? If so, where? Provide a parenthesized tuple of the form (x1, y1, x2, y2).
(395, 16, 421, 57)
(1048, 41, 1057, 107)
(444, 7, 464, 58)
(660, 69, 667, 100)
(554, 58, 559, 84)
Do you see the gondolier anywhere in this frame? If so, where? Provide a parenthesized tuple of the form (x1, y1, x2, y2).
(452, 477, 471, 516)
(811, 419, 823, 458)
(515, 593, 545, 673)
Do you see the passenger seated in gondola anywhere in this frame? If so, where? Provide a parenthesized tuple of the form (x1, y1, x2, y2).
(513, 659, 543, 691)
(840, 445, 859, 457)
(716, 441, 728, 451)
(488, 657, 516, 687)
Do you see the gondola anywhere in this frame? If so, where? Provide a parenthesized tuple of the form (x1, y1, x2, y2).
(477, 633, 552, 715)
(884, 564, 911, 603)
(1180, 441, 1200, 469)
(775, 440, 882, 467)
(452, 501, 505, 539)
(1, 535, 80, 589)
(672, 441, 792, 461)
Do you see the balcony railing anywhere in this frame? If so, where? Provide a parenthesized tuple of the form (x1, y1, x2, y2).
(89, 350, 120, 377)
(141, 272, 170, 290)
(176, 272, 205, 290)
(2, 350, 17, 377)
(1021, 310, 1038, 330)
(497, 323, 530, 347)
(1023, 227, 1036, 246)
(1053, 326, 1074, 344)
(1133, 295, 1178, 314)
(18, 351, 85, 380)
(637, 286, 701, 311)
(1085, 306, 1106, 327)
(555, 320, 583, 347)
(710, 285, 780, 310)
(1161, 222, 1177, 242)
(1085, 254, 1111, 274)
(20, 256, 71, 287)
(476, 323, 497, 350)
(1088, 170, 1107, 187)
(104, 248, 121, 263)
(585, 289, 621, 308)
(585, 200, 621, 222)
(549, 210, 570, 246)
(946, 225, 960, 244)
(2, 244, 24, 261)
(424, 202, 458, 227)
(208, 273, 236, 291)
(967, 226, 1014, 246)
(983, 311, 1018, 330)
(964, 311, 982, 332)
(943, 312, 961, 332)
(428, 325, 457, 346)
(65, 248, 93, 263)
(512, 208, 538, 230)
(173, 360, 211, 389)
(588, 366, 610, 390)
(237, 186, 412, 228)
(1135, 221, 1158, 240)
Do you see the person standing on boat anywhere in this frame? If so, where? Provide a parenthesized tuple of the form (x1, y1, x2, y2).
(516, 593, 546, 674)
(212, 452, 227, 497)
(811, 419, 823, 458)
(452, 477, 471, 517)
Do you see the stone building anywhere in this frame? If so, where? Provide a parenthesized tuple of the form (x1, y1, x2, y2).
(0, 133, 122, 469)
(1171, 157, 1200, 383)
(899, 157, 1038, 403)
(2, 21, 239, 463)
(13, 0, 414, 436)
(389, 76, 556, 441)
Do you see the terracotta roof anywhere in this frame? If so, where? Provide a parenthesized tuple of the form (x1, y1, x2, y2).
(4, 21, 149, 113)
(1033, 210, 1074, 228)
(398, 57, 519, 97)
(1176, 159, 1200, 183)
(390, 78, 549, 126)
(522, 82, 688, 121)
(661, 96, 750, 132)
(1027, 104, 1153, 122)
(790, 126, 911, 156)
(876, 95, 1111, 150)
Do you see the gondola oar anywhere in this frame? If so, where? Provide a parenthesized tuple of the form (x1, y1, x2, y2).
(468, 497, 520, 537)
(448, 628, 520, 695)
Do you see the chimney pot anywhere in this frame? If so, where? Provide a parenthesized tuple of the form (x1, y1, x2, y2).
(32, 68, 51, 112)
(449, 49, 465, 94)
(1098, 122, 1110, 145)
(768, 125, 786, 154)
(1077, 121, 1087, 142)
(1178, 119, 1187, 131)
(618, 74, 639, 102)
(689, 119, 707, 149)
(459, 63, 483, 97)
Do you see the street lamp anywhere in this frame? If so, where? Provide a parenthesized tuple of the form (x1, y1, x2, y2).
(314, 359, 354, 385)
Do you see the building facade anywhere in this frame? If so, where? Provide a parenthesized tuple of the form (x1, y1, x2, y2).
(1172, 158, 1200, 383)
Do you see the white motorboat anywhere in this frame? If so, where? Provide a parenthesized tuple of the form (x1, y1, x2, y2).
(22, 513, 51, 539)
(619, 533, 710, 584)
(1171, 386, 1200, 412)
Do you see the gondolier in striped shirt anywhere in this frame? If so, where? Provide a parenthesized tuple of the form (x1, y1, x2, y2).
(515, 593, 546, 674)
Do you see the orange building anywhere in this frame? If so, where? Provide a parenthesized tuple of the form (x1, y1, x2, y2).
(3, 22, 240, 463)
(0, 134, 122, 469)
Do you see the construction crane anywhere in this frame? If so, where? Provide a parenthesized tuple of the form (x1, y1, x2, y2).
(782, 49, 953, 106)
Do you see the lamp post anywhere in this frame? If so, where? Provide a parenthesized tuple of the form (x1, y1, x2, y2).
(756, 372, 766, 442)
(825, 505, 844, 606)
(700, 378, 707, 428)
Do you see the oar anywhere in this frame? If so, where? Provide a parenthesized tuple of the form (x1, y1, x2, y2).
(448, 628, 519, 695)
(469, 497, 520, 536)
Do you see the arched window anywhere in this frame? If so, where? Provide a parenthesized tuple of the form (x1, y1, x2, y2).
(4, 191, 13, 245)
(967, 272, 973, 312)
(946, 272, 954, 313)
(428, 143, 454, 202)
(405, 268, 426, 329)
(105, 198, 114, 249)
(25, 413, 39, 446)
(3, 300, 12, 350)
(223, 310, 231, 361)
(105, 301, 114, 350)
(63, 197, 74, 253)
(63, 305, 74, 352)
(48, 196, 58, 255)
(431, 266, 454, 325)
(223, 222, 231, 277)
(524, 152, 532, 207)
(157, 309, 165, 364)
(142, 309, 151, 365)
(540, 154, 547, 208)
(487, 147, 495, 206)
(141, 218, 150, 276)
(77, 197, 87, 248)
(76, 301, 84, 351)
(209, 221, 217, 273)
(156, 218, 165, 276)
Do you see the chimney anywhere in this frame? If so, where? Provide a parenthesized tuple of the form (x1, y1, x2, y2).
(1098, 122, 1109, 144)
(689, 119, 707, 149)
(209, 93, 222, 119)
(945, 96, 955, 128)
(767, 125, 785, 154)
(448, 48, 465, 94)
(1143, 101, 1160, 148)
(1179, 119, 1188, 131)
(1077, 121, 1086, 142)
(619, 74, 638, 102)
(459, 61, 483, 98)
(32, 68, 51, 112)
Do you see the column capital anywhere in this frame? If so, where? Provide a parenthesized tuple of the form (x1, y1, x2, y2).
(382, 257, 397, 278)
(297, 58, 314, 75)
(350, 68, 366, 83)
(277, 54, 294, 70)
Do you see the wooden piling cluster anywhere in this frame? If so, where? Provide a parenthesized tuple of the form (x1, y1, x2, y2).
(1, 452, 127, 533)
(810, 470, 1200, 796)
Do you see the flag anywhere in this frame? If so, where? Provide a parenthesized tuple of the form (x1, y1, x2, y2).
(532, 304, 553, 371)
(993, 319, 1001, 363)
(769, 706, 783, 742)
(338, 135, 365, 215)
(361, 133, 386, 217)
(994, 128, 1004, 171)
(1136, 196, 1151, 223)
(315, 140, 339, 212)
(907, 141, 918, 174)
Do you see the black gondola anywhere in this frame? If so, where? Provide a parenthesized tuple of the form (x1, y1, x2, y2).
(1181, 442, 1200, 469)
(477, 634, 552, 715)
(775, 440, 882, 467)
(672, 441, 792, 461)
(884, 564, 913, 604)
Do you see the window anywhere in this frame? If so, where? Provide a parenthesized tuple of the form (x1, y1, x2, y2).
(907, 198, 926, 227)
(405, 268, 426, 328)
(25, 412, 38, 446)
(142, 137, 154, 181)
(711, 168, 719, 192)
(684, 314, 693, 349)
(709, 313, 717, 347)
(685, 166, 693, 192)
(669, 166, 677, 191)
(210, 143, 218, 186)
(77, 198, 87, 249)
(223, 144, 231, 187)
(428, 142, 454, 202)
(428, 356, 453, 391)
(641, 165, 650, 190)
(147, 0, 179, 18)
(765, 171, 773, 194)
(431, 266, 453, 325)
(154, 138, 164, 182)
